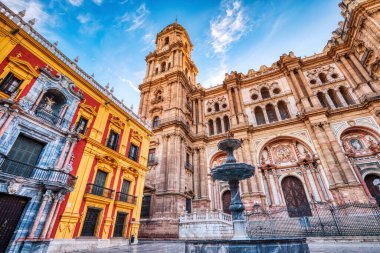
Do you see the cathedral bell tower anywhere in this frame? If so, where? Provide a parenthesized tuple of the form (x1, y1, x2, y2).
(138, 22, 199, 238)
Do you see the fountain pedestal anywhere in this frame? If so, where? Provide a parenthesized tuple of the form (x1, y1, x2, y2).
(211, 138, 254, 240)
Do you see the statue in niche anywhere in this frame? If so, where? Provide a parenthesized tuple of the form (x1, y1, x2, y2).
(350, 138, 363, 151)
(43, 96, 56, 112)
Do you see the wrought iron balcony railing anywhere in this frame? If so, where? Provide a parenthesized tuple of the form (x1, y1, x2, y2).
(148, 157, 158, 166)
(0, 154, 76, 189)
(115, 192, 137, 204)
(185, 161, 194, 172)
(85, 183, 114, 199)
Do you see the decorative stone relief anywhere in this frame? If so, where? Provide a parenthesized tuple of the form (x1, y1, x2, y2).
(304, 63, 344, 86)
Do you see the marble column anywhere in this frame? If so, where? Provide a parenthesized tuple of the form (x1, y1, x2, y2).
(46, 195, 65, 238)
(0, 112, 14, 138)
(323, 124, 357, 184)
(310, 166, 326, 202)
(263, 170, 274, 206)
(56, 137, 70, 169)
(63, 139, 76, 169)
(40, 196, 60, 238)
(28, 191, 51, 238)
(31, 90, 45, 112)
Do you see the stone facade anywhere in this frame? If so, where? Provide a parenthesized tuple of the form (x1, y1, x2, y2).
(138, 0, 380, 238)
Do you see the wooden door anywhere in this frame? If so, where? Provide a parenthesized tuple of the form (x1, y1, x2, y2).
(281, 176, 312, 217)
(222, 190, 231, 214)
(81, 207, 101, 236)
(113, 212, 127, 237)
(0, 194, 28, 253)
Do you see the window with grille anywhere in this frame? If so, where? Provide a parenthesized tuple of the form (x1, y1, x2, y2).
(92, 170, 107, 196)
(81, 207, 101, 236)
(148, 149, 156, 163)
(113, 212, 127, 237)
(106, 130, 119, 150)
(186, 198, 192, 213)
(0, 73, 22, 95)
(75, 116, 89, 134)
(128, 143, 139, 161)
(140, 195, 151, 218)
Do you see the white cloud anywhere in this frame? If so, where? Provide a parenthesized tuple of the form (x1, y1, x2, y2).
(92, 0, 103, 5)
(68, 0, 83, 6)
(210, 0, 250, 54)
(1, 0, 54, 32)
(121, 78, 140, 93)
(203, 57, 228, 87)
(120, 3, 150, 32)
(77, 13, 91, 24)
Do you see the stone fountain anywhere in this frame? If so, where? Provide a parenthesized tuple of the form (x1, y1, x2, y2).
(211, 136, 254, 240)
(183, 134, 309, 252)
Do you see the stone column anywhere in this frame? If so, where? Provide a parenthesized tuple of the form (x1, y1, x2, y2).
(56, 137, 70, 169)
(325, 92, 336, 109)
(40, 195, 60, 238)
(193, 149, 200, 198)
(28, 191, 51, 238)
(274, 105, 281, 121)
(349, 53, 372, 82)
(227, 88, 237, 126)
(262, 106, 269, 124)
(323, 124, 357, 184)
(0, 111, 15, 138)
(284, 74, 303, 112)
(290, 70, 311, 109)
(63, 139, 76, 169)
(272, 170, 284, 205)
(46, 194, 65, 238)
(311, 123, 342, 186)
(263, 170, 274, 206)
(160, 135, 169, 191)
(199, 147, 208, 199)
(335, 59, 358, 90)
(31, 90, 45, 112)
(310, 166, 326, 202)
(340, 56, 363, 85)
(300, 165, 313, 199)
(336, 89, 348, 107)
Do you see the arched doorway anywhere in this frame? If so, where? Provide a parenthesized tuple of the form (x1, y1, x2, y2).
(365, 174, 380, 199)
(222, 190, 231, 214)
(281, 176, 312, 217)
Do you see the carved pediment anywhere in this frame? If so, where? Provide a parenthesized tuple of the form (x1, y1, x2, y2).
(95, 154, 118, 168)
(8, 56, 39, 77)
(79, 100, 97, 116)
(110, 115, 125, 129)
(132, 130, 142, 142)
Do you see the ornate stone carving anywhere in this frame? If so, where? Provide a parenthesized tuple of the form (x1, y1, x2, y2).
(7, 178, 25, 194)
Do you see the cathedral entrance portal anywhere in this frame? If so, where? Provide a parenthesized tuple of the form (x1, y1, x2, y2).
(281, 176, 312, 217)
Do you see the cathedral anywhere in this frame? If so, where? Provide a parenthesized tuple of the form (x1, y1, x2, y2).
(138, 0, 380, 238)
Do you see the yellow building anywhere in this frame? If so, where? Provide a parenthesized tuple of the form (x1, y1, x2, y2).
(0, 3, 151, 252)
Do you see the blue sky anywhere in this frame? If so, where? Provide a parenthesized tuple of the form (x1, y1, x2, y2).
(3, 0, 342, 112)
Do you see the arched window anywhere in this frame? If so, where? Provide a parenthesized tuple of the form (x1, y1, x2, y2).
(254, 107, 266, 125)
(318, 72, 328, 84)
(165, 36, 169, 45)
(36, 89, 67, 124)
(214, 102, 220, 112)
(208, 119, 214, 136)
(327, 89, 342, 108)
(281, 176, 312, 217)
(266, 104, 278, 123)
(277, 101, 290, 120)
(339, 86, 354, 105)
(223, 115, 230, 132)
(317, 92, 329, 108)
(161, 62, 166, 72)
(216, 118, 222, 134)
(152, 116, 160, 128)
(260, 87, 270, 99)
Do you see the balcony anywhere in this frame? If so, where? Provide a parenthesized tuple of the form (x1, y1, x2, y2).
(152, 116, 190, 131)
(185, 161, 193, 172)
(85, 183, 114, 199)
(147, 157, 158, 166)
(115, 192, 137, 204)
(0, 154, 76, 190)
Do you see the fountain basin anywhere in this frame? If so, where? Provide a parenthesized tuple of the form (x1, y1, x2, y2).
(212, 163, 254, 181)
